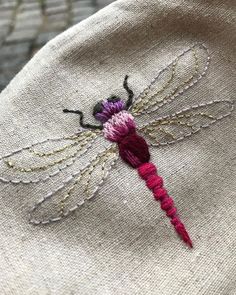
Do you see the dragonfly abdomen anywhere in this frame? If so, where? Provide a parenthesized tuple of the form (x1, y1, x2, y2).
(138, 163, 193, 248)
(103, 110, 192, 247)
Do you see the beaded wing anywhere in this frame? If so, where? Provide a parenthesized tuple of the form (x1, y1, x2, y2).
(0, 44, 233, 247)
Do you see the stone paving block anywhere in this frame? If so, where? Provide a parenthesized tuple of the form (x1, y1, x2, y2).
(0, 56, 28, 69)
(72, 15, 84, 24)
(0, 60, 28, 88)
(2, 0, 16, 2)
(72, 0, 94, 9)
(72, 6, 96, 17)
(14, 7, 42, 30)
(0, 74, 12, 91)
(0, 10, 14, 19)
(97, 0, 115, 9)
(0, 21, 11, 45)
(17, 10, 41, 21)
(0, 30, 8, 41)
(0, 0, 115, 91)
(22, 0, 39, 4)
(46, 5, 68, 15)
(0, 42, 30, 58)
(0, 33, 8, 46)
(19, 2, 40, 12)
(72, 0, 93, 3)
(5, 29, 38, 43)
(47, 12, 68, 21)
(35, 31, 60, 46)
(72, 15, 89, 24)
(45, 0, 66, 8)
(0, 65, 27, 88)
(0, 2, 16, 10)
(46, 21, 68, 31)
(0, 19, 11, 31)
(15, 18, 42, 30)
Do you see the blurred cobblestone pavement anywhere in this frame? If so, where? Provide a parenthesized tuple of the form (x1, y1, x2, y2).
(0, 0, 115, 91)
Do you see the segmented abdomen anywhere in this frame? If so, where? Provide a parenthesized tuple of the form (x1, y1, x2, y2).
(103, 110, 192, 247)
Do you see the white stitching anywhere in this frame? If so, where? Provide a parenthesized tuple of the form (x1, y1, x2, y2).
(138, 100, 234, 146)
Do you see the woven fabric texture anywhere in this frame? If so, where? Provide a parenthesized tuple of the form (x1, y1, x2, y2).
(0, 0, 235, 294)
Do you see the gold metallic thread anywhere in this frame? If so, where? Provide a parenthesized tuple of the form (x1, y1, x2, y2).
(132, 47, 200, 116)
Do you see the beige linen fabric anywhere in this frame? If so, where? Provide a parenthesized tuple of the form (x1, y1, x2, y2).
(0, 0, 236, 294)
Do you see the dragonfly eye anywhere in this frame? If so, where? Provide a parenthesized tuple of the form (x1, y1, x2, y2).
(107, 95, 121, 103)
(93, 100, 103, 116)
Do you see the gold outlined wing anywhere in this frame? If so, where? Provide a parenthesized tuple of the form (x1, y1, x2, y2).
(131, 44, 209, 117)
(0, 130, 100, 184)
(29, 144, 118, 225)
(138, 100, 234, 146)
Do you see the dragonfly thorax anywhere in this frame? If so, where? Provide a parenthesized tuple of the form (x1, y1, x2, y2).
(103, 110, 136, 142)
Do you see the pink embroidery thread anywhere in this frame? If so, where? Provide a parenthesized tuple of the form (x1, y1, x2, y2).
(103, 110, 192, 247)
(138, 163, 192, 247)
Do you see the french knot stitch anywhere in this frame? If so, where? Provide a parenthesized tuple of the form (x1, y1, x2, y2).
(138, 162, 193, 248)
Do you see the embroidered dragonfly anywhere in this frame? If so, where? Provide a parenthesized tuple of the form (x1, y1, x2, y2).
(0, 44, 233, 247)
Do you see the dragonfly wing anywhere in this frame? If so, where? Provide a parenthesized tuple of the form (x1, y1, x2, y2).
(0, 130, 100, 184)
(138, 100, 234, 146)
(29, 144, 118, 225)
(131, 44, 209, 116)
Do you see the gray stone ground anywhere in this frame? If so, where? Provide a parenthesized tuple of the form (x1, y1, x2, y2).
(0, 0, 115, 91)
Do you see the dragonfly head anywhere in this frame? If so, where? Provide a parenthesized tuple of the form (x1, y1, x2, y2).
(63, 76, 134, 130)
(93, 96, 126, 124)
